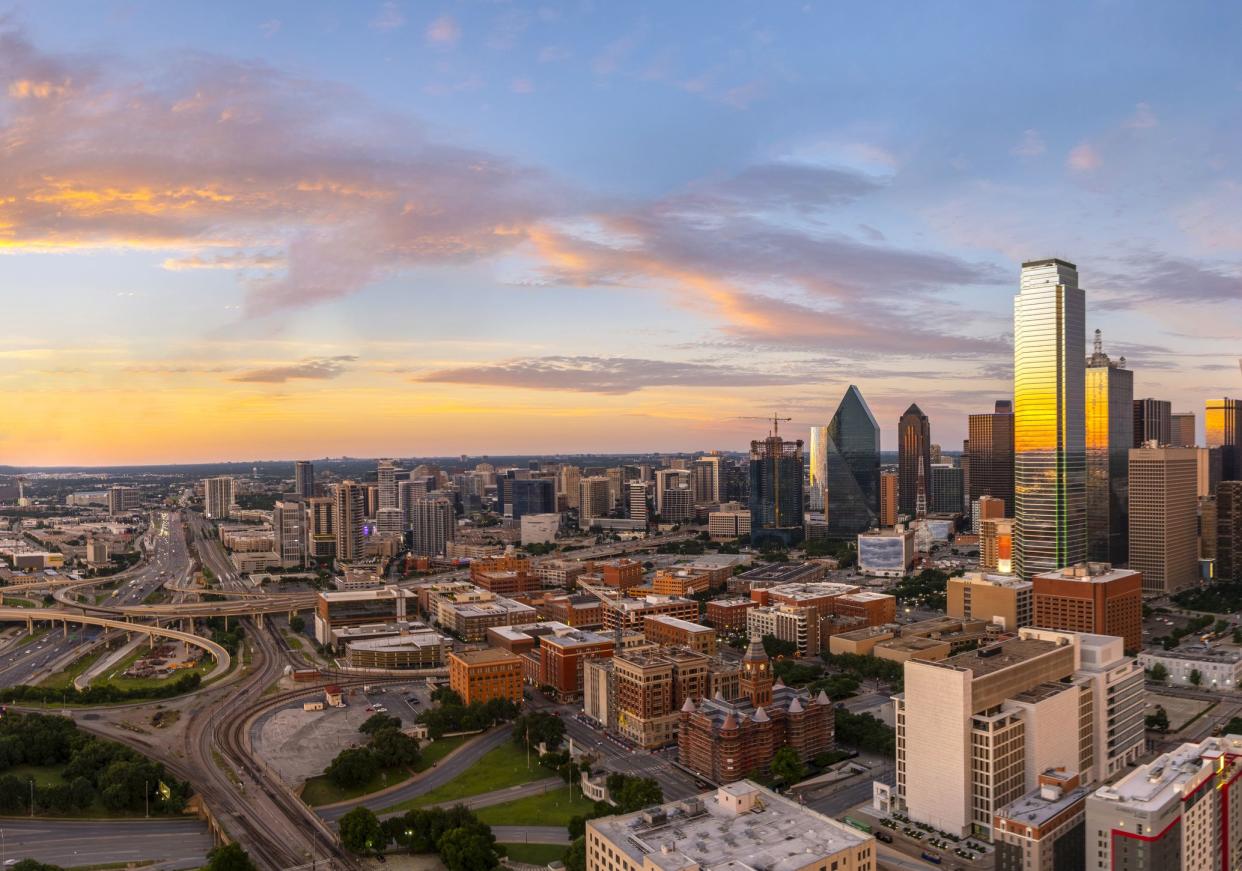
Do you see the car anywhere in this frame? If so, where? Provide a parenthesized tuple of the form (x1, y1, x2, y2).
(7, 858, 20, 865)
(365, 706, 375, 712)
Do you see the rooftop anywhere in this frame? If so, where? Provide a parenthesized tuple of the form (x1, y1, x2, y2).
(451, 648, 522, 665)
(1141, 646, 1242, 664)
(317, 586, 416, 603)
(347, 631, 449, 652)
(589, 781, 868, 871)
(997, 780, 1090, 828)
(956, 572, 1032, 590)
(1033, 562, 1140, 585)
(646, 614, 713, 633)
(1092, 735, 1242, 812)
(931, 636, 1066, 677)
(836, 591, 893, 603)
(767, 581, 860, 601)
(735, 562, 825, 583)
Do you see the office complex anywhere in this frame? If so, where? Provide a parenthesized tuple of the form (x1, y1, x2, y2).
(747, 423, 804, 547)
(107, 485, 140, 515)
(333, 480, 366, 563)
(293, 460, 315, 499)
(968, 400, 1015, 517)
(807, 425, 829, 512)
(1013, 258, 1086, 580)
(203, 476, 236, 520)
(1218, 481, 1242, 582)
(898, 403, 932, 516)
(272, 500, 306, 568)
(895, 628, 1144, 839)
(879, 469, 898, 527)
(410, 495, 455, 557)
(1086, 735, 1242, 871)
(946, 571, 1032, 631)
(1206, 397, 1241, 481)
(1132, 398, 1172, 447)
(1170, 411, 1196, 447)
(508, 477, 556, 520)
(578, 476, 612, 522)
(1031, 563, 1142, 653)
(823, 385, 881, 539)
(1128, 446, 1198, 594)
(1085, 331, 1133, 565)
(930, 463, 963, 514)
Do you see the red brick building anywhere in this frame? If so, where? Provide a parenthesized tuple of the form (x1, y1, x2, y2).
(1031, 563, 1143, 653)
(705, 597, 756, 633)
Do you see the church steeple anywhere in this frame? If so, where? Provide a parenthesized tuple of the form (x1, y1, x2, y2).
(740, 635, 773, 707)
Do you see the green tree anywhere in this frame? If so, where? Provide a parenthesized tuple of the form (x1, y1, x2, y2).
(205, 843, 258, 871)
(563, 837, 586, 871)
(340, 806, 385, 854)
(1148, 662, 1169, 683)
(289, 615, 305, 633)
(770, 746, 805, 784)
(11, 861, 63, 871)
(370, 728, 422, 769)
(761, 635, 798, 658)
(513, 711, 565, 751)
(1145, 706, 1170, 733)
(326, 747, 379, 788)
(1190, 669, 1203, 686)
(437, 825, 500, 871)
(360, 713, 403, 735)
(431, 686, 464, 705)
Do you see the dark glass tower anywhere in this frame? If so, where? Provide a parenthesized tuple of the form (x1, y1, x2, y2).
(1086, 332, 1133, 565)
(509, 477, 555, 520)
(968, 400, 1015, 516)
(1133, 398, 1171, 447)
(748, 426, 804, 547)
(898, 403, 932, 516)
(824, 385, 881, 539)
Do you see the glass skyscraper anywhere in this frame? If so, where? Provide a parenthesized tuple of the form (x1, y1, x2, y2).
(967, 400, 1014, 516)
(1085, 330, 1133, 565)
(1014, 258, 1086, 581)
(898, 403, 932, 516)
(808, 426, 830, 513)
(1206, 398, 1241, 481)
(748, 428, 804, 547)
(824, 385, 881, 539)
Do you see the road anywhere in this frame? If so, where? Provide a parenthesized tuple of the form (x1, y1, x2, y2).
(0, 818, 214, 870)
(0, 626, 98, 688)
(556, 709, 699, 801)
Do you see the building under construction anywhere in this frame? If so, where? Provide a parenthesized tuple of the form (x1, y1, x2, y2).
(747, 420, 805, 548)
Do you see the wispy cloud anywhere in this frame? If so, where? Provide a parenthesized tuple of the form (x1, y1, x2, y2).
(425, 14, 460, 46)
(161, 252, 285, 271)
(1012, 129, 1046, 158)
(1125, 101, 1158, 129)
(232, 355, 358, 384)
(371, 2, 405, 32)
(1067, 143, 1101, 171)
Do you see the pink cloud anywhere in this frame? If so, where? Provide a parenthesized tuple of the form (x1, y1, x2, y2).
(1067, 143, 1101, 171)
(426, 14, 460, 46)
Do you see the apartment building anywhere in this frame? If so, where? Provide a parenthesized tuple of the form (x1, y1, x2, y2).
(642, 614, 717, 655)
(705, 597, 755, 633)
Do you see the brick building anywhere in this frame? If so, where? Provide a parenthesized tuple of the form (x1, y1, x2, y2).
(643, 614, 717, 655)
(1031, 563, 1142, 653)
(651, 568, 712, 596)
(705, 597, 756, 633)
(448, 648, 524, 705)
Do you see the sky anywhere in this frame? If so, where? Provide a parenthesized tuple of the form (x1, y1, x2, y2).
(1, 1, 1240, 466)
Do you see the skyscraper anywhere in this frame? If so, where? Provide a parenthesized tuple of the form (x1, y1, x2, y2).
(747, 421, 804, 547)
(1128, 446, 1198, 594)
(1206, 398, 1241, 481)
(509, 477, 556, 520)
(273, 500, 307, 567)
(1013, 258, 1086, 581)
(1132, 398, 1171, 447)
(334, 480, 365, 563)
(1170, 412, 1196, 448)
(377, 459, 399, 510)
(930, 464, 964, 515)
(410, 496, 455, 557)
(578, 476, 612, 522)
(1085, 330, 1133, 565)
(294, 460, 315, 498)
(1216, 481, 1242, 582)
(203, 476, 236, 520)
(897, 404, 932, 517)
(823, 386, 881, 539)
(967, 400, 1015, 516)
(807, 426, 830, 513)
(879, 469, 898, 527)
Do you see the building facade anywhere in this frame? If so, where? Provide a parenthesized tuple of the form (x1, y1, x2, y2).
(968, 400, 1015, 517)
(1128, 446, 1198, 594)
(448, 648, 524, 705)
(1085, 331, 1133, 565)
(824, 385, 882, 539)
(748, 426, 804, 547)
(1132, 398, 1172, 448)
(898, 403, 932, 516)
(1031, 563, 1142, 653)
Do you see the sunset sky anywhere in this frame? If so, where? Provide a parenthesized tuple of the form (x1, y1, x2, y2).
(1, 2, 1240, 466)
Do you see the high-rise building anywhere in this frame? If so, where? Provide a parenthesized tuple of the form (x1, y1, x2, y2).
(1206, 398, 1241, 480)
(1198, 446, 1223, 499)
(973, 494, 1005, 534)
(107, 485, 140, 516)
(653, 468, 690, 516)
(375, 506, 405, 538)
(824, 385, 881, 539)
(980, 517, 1015, 574)
(508, 477, 555, 520)
(558, 464, 582, 510)
(578, 476, 612, 522)
(1128, 446, 1198, 594)
(898, 403, 932, 516)
(747, 422, 804, 547)
(410, 496, 455, 557)
(294, 460, 315, 498)
(273, 500, 307, 568)
(1031, 563, 1142, 653)
(626, 481, 651, 523)
(307, 496, 336, 560)
(1085, 331, 1133, 565)
(807, 425, 830, 513)
(968, 400, 1015, 517)
(693, 454, 722, 504)
(946, 571, 1032, 631)
(1170, 412, 1196, 447)
(203, 476, 236, 520)
(1218, 481, 1242, 582)
(1132, 398, 1171, 447)
(879, 469, 898, 527)
(1013, 258, 1086, 581)
(377, 459, 399, 510)
(930, 463, 963, 515)
(334, 480, 365, 562)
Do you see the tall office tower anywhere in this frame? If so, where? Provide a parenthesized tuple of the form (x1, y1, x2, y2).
(1206, 398, 1242, 480)
(558, 464, 582, 510)
(626, 481, 651, 522)
(898, 404, 932, 516)
(307, 495, 336, 560)
(694, 454, 723, 503)
(410, 496, 455, 557)
(1132, 398, 1171, 447)
(334, 480, 366, 563)
(747, 422, 805, 547)
(980, 517, 1015, 573)
(960, 439, 971, 513)
(930, 464, 964, 514)
(808, 426, 830, 512)
(967, 400, 1015, 517)
(1198, 446, 1223, 498)
(508, 478, 555, 520)
(879, 469, 898, 527)
(578, 476, 612, 522)
(824, 385, 881, 539)
(1013, 259, 1086, 581)
(653, 468, 690, 515)
(1218, 481, 1242, 582)
(272, 500, 307, 568)
(895, 628, 1144, 839)
(377, 459, 399, 510)
(294, 460, 315, 498)
(1128, 446, 1198, 594)
(203, 476, 236, 520)
(363, 484, 379, 518)
(107, 485, 140, 515)
(1085, 331, 1133, 566)
(1170, 412, 1196, 447)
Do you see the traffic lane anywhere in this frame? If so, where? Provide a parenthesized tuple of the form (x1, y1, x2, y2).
(491, 826, 570, 845)
(0, 818, 213, 869)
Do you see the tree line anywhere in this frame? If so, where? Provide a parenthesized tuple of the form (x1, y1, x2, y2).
(0, 671, 203, 705)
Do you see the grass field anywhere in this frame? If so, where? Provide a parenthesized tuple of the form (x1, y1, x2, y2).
(382, 742, 545, 813)
(300, 735, 470, 807)
(475, 786, 595, 827)
(38, 647, 107, 690)
(500, 843, 568, 865)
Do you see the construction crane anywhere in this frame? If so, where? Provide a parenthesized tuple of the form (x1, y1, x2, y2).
(578, 578, 628, 653)
(736, 414, 792, 437)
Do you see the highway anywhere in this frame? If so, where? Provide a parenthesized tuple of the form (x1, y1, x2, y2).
(0, 818, 214, 870)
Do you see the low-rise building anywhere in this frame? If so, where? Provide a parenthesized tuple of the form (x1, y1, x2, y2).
(707, 506, 751, 540)
(1137, 646, 1242, 691)
(948, 571, 1033, 632)
(730, 561, 826, 594)
(344, 628, 450, 670)
(643, 614, 717, 655)
(430, 587, 539, 641)
(992, 769, 1089, 871)
(1032, 563, 1143, 653)
(651, 568, 711, 597)
(857, 527, 915, 577)
(747, 604, 819, 657)
(314, 586, 418, 645)
(448, 648, 524, 705)
(704, 597, 755, 633)
(834, 591, 897, 627)
(534, 558, 588, 588)
(602, 594, 699, 633)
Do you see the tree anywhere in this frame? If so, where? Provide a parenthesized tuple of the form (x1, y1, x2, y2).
(340, 807, 385, 855)
(326, 747, 379, 788)
(205, 843, 258, 871)
(761, 635, 797, 658)
(1145, 706, 1170, 733)
(1148, 662, 1169, 683)
(360, 713, 403, 735)
(437, 825, 501, 871)
(370, 728, 422, 769)
(563, 837, 586, 871)
(289, 615, 305, 633)
(770, 746, 805, 785)
(513, 711, 565, 751)
(606, 774, 662, 812)
(1190, 669, 1203, 687)
(431, 686, 464, 705)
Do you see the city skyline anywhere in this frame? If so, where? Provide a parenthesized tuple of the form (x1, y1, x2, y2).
(1, 3, 1241, 465)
